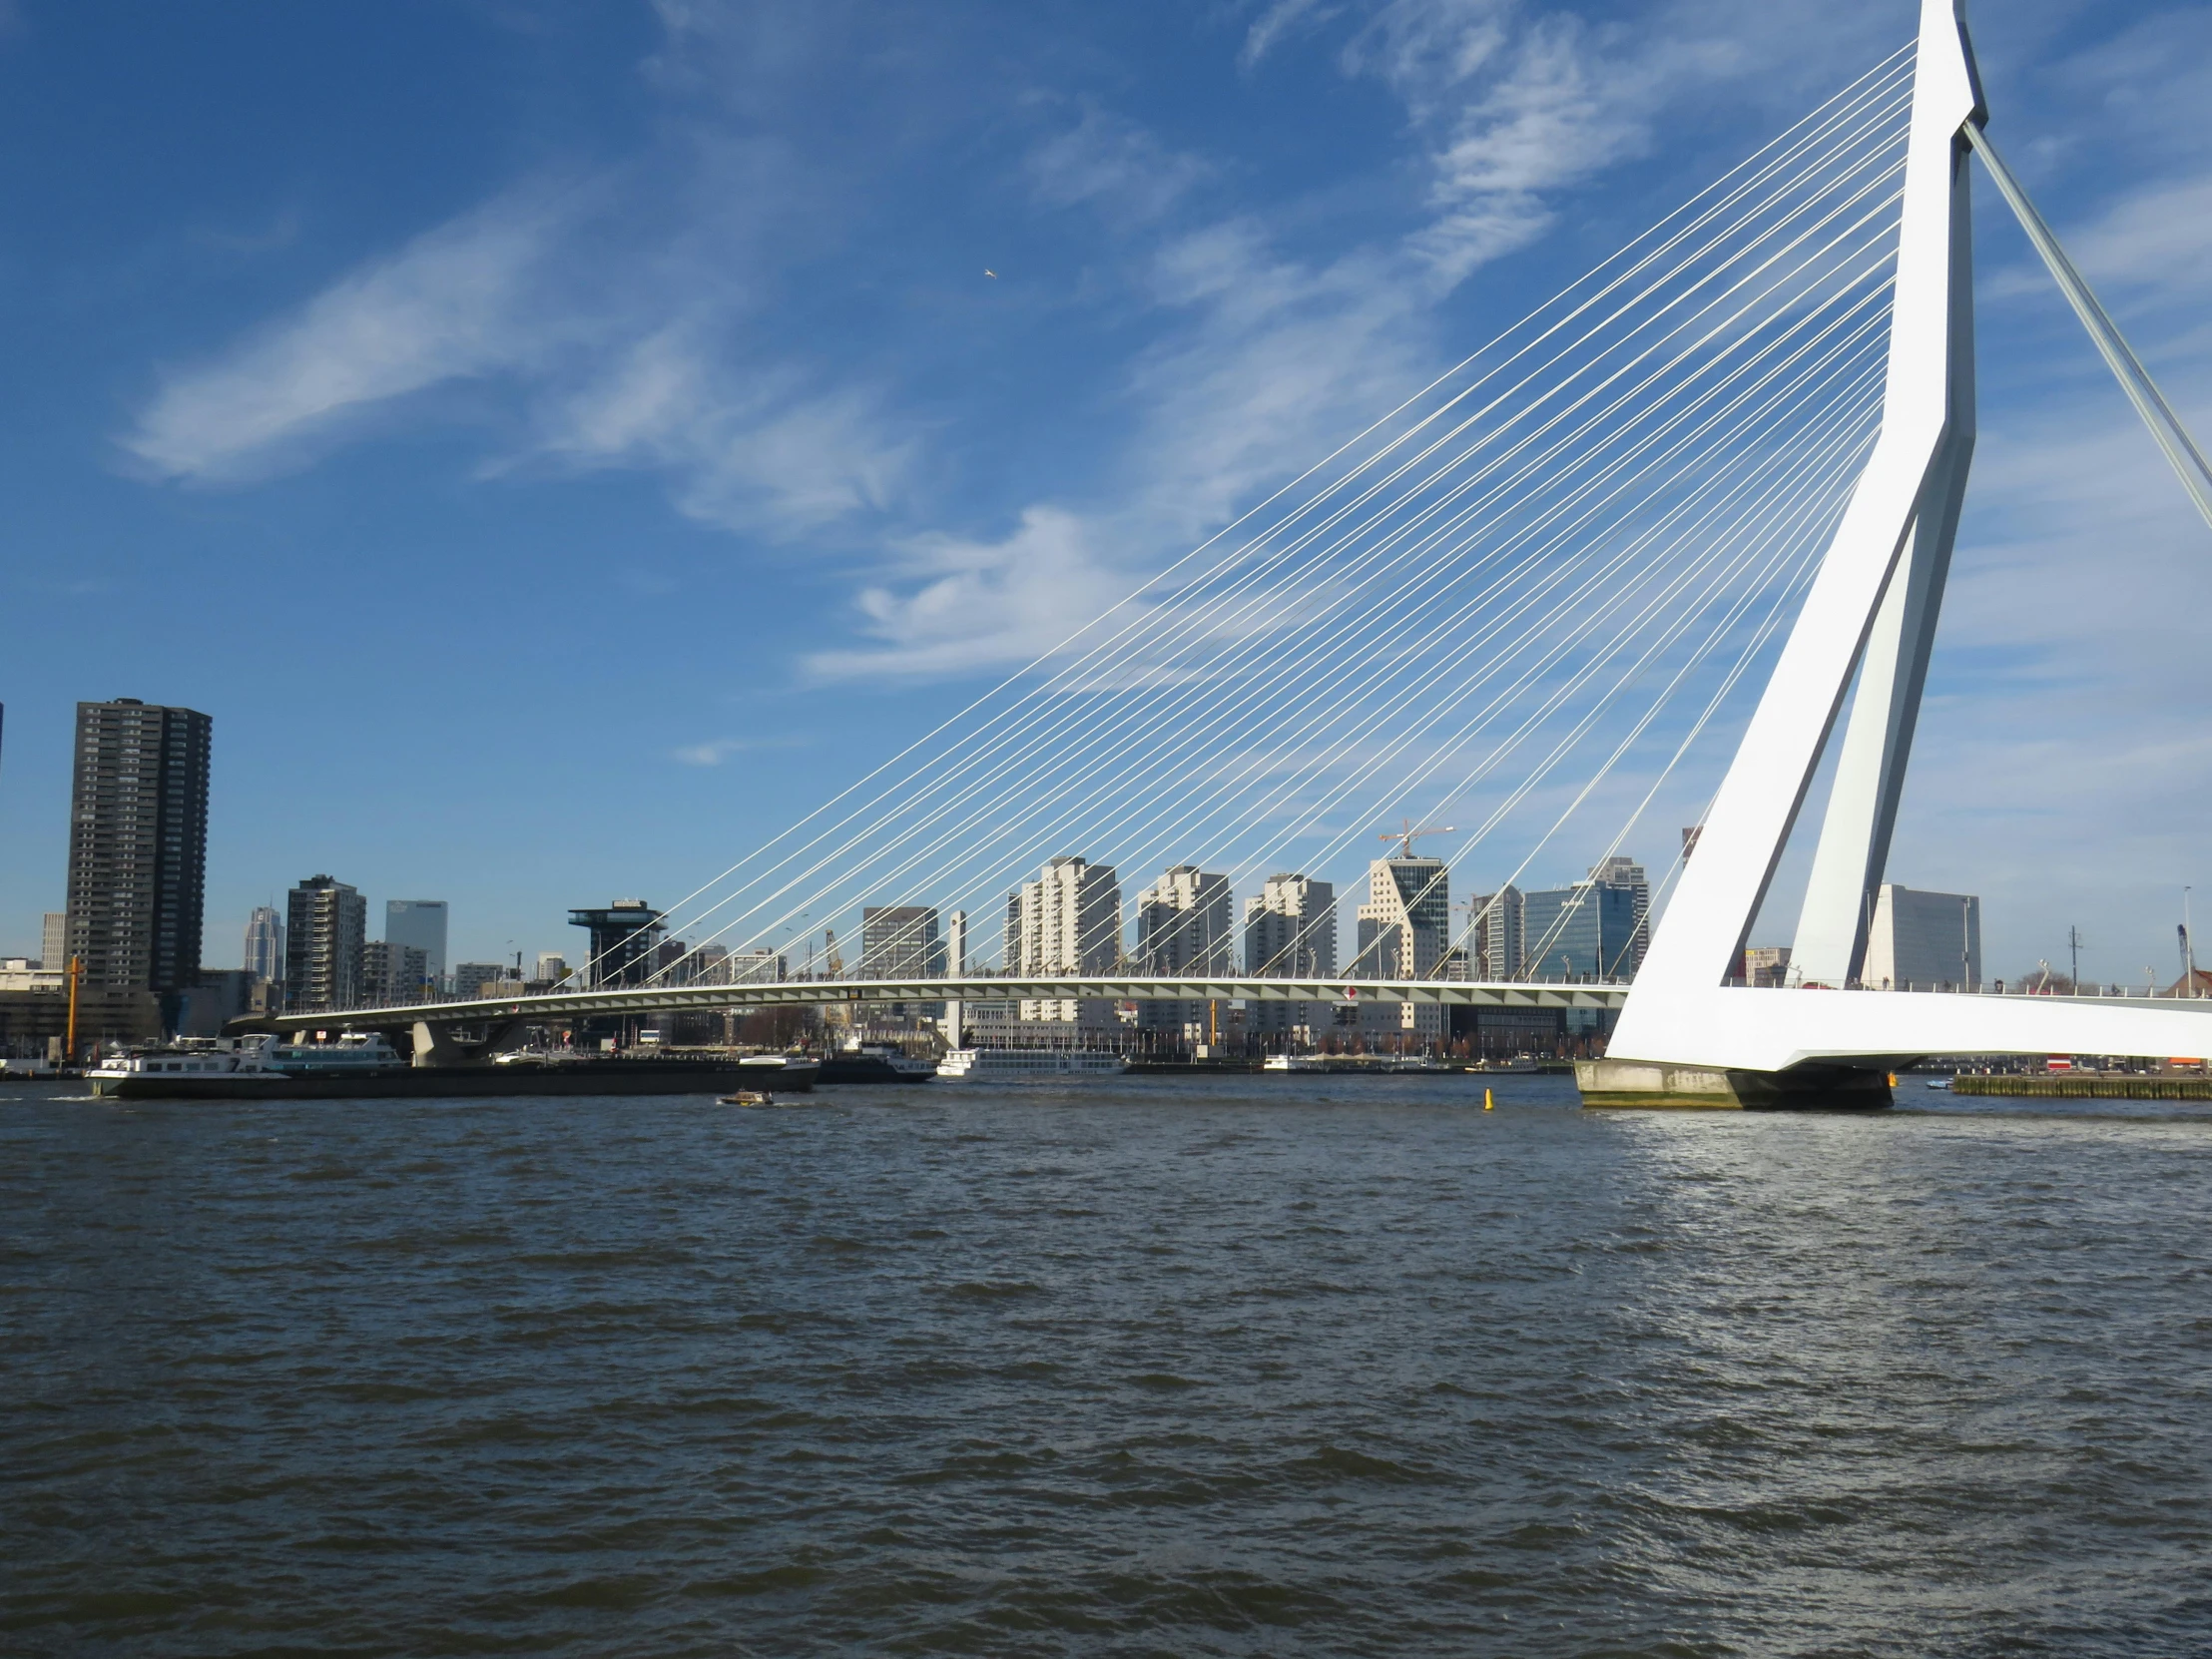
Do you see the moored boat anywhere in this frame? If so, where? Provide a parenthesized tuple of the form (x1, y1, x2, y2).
(1261, 1053, 1451, 1074)
(935, 1047, 1128, 1080)
(86, 1034, 817, 1100)
(817, 1040, 938, 1085)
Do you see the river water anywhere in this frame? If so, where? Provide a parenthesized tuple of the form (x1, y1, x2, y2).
(4, 1075, 2209, 1656)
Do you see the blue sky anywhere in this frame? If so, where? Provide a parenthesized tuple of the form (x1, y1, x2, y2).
(2, 0, 2208, 984)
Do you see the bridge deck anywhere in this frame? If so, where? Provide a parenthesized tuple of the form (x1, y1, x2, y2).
(254, 975, 1630, 1033)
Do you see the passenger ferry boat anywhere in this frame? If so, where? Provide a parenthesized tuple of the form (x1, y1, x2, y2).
(935, 1047, 1128, 1080)
(87, 1033, 791, 1099)
(89, 1033, 405, 1097)
(1262, 1053, 1451, 1074)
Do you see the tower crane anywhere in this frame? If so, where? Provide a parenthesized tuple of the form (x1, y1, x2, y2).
(1379, 819, 1455, 859)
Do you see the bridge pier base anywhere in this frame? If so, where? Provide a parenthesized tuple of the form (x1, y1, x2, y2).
(1575, 1058, 1893, 1110)
(410, 1018, 527, 1068)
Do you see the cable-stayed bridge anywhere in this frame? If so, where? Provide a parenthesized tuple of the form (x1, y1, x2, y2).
(261, 0, 2212, 1105)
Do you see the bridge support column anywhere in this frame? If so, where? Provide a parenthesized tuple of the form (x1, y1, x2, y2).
(1575, 1058, 1893, 1110)
(410, 1018, 526, 1068)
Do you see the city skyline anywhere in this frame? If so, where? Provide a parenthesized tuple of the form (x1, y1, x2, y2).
(1, 1, 2208, 985)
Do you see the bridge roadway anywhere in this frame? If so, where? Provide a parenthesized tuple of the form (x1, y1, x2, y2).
(237, 975, 2212, 1075)
(248, 975, 1630, 1043)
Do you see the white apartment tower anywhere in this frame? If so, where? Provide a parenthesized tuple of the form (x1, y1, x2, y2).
(1134, 865, 1233, 1036)
(1012, 855, 1121, 1025)
(1243, 873, 1336, 1044)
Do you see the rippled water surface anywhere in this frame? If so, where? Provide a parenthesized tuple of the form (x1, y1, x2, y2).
(5, 1076, 2210, 1656)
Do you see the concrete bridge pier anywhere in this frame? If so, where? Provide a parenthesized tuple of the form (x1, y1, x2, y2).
(410, 1017, 528, 1068)
(1575, 1057, 1894, 1110)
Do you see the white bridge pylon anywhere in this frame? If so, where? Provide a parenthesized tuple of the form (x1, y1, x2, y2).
(1609, 0, 2212, 1074)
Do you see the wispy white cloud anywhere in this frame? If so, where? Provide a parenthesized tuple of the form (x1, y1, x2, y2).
(1026, 104, 1212, 225)
(821, 0, 1735, 679)
(805, 506, 1135, 681)
(127, 189, 574, 481)
(673, 736, 757, 766)
(120, 0, 1898, 682)
(1240, 0, 1344, 70)
(535, 324, 918, 534)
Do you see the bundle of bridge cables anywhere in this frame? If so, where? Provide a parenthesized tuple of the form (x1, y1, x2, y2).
(615, 43, 1922, 987)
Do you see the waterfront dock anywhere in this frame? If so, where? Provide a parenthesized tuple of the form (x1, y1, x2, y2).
(1950, 1073, 2212, 1100)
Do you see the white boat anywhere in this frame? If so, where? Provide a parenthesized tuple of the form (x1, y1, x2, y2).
(935, 1047, 1128, 1080)
(89, 1032, 406, 1096)
(1262, 1053, 1451, 1074)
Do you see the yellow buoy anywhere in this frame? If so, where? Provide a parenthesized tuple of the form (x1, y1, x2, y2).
(1484, 1087, 1494, 1111)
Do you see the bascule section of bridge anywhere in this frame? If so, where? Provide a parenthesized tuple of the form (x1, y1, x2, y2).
(259, 1, 2212, 1105)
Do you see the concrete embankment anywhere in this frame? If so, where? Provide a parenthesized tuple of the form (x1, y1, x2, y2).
(1949, 1073, 2212, 1100)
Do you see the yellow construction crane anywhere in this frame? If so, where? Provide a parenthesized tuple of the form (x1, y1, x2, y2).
(1379, 819, 1455, 859)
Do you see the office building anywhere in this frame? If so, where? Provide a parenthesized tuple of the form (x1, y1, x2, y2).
(63, 699, 213, 996)
(535, 952, 570, 985)
(1521, 875, 1642, 982)
(384, 900, 448, 989)
(727, 949, 787, 985)
(41, 912, 66, 971)
(1244, 873, 1336, 1043)
(1134, 865, 1233, 1036)
(1586, 855, 1651, 974)
(568, 900, 666, 988)
(452, 962, 505, 1000)
(0, 969, 159, 1054)
(1354, 853, 1449, 1041)
(1743, 945, 1792, 987)
(1011, 855, 1120, 1025)
(177, 968, 259, 1037)
(651, 937, 691, 982)
(1862, 884, 1979, 990)
(285, 875, 367, 1011)
(1468, 885, 1524, 979)
(361, 939, 431, 1004)
(861, 905, 947, 978)
(243, 905, 284, 982)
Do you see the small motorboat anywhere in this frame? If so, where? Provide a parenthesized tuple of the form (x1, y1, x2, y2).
(719, 1090, 777, 1107)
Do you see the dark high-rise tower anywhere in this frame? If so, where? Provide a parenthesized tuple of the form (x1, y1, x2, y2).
(64, 699, 213, 993)
(286, 875, 367, 1012)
